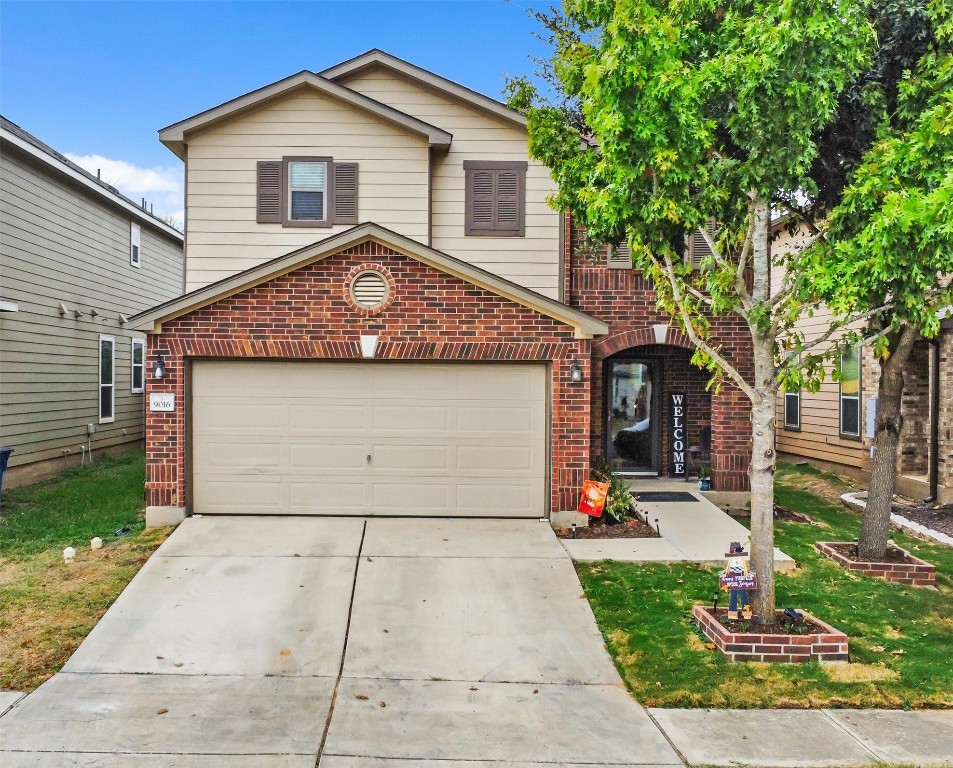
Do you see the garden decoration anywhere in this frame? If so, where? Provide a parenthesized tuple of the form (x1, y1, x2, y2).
(720, 542, 757, 620)
(578, 479, 610, 518)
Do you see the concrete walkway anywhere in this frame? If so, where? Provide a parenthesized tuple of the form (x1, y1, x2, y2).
(562, 480, 796, 569)
(2, 516, 951, 767)
(0, 516, 680, 767)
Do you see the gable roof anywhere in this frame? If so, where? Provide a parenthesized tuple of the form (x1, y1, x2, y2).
(1, 116, 183, 242)
(158, 71, 453, 160)
(320, 49, 528, 129)
(130, 223, 608, 339)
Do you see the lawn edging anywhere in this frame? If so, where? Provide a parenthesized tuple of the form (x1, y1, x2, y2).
(815, 540, 937, 588)
(692, 604, 849, 663)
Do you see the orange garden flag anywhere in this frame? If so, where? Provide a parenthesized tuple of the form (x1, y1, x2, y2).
(578, 480, 610, 518)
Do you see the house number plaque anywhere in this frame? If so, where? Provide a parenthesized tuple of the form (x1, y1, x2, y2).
(669, 392, 687, 477)
(150, 393, 176, 412)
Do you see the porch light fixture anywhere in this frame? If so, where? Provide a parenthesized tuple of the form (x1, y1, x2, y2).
(569, 359, 583, 383)
(153, 354, 166, 380)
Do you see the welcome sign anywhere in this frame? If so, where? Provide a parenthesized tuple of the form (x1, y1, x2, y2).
(670, 392, 687, 476)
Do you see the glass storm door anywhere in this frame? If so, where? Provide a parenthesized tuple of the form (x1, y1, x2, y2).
(607, 361, 658, 473)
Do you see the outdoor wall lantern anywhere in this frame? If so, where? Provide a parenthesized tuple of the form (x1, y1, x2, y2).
(153, 354, 166, 380)
(570, 359, 583, 383)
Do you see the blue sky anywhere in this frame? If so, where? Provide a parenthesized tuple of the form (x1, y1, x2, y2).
(1, 0, 549, 224)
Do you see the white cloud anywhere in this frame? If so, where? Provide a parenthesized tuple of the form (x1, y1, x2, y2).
(66, 153, 184, 230)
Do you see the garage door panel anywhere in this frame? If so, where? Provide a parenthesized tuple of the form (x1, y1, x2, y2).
(371, 445, 449, 471)
(457, 445, 536, 473)
(289, 442, 366, 470)
(289, 404, 365, 431)
(196, 441, 283, 470)
(192, 362, 547, 517)
(288, 481, 367, 511)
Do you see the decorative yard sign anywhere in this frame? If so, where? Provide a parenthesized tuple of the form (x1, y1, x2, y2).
(149, 392, 176, 412)
(578, 480, 610, 518)
(669, 392, 687, 476)
(720, 542, 757, 619)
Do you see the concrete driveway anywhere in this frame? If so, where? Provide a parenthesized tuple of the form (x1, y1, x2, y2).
(0, 516, 681, 767)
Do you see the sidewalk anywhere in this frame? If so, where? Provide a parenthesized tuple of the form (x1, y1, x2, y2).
(651, 707, 953, 767)
(562, 479, 796, 570)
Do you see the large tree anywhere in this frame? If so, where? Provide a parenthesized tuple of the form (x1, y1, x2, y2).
(509, 0, 874, 618)
(801, 0, 953, 559)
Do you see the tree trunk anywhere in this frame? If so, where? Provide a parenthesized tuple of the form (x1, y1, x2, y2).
(749, 383, 777, 620)
(858, 324, 918, 560)
(747, 195, 776, 620)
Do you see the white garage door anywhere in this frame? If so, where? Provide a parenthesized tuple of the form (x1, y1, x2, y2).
(191, 361, 547, 517)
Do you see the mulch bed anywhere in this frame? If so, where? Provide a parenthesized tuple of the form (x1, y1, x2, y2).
(556, 518, 659, 539)
(892, 501, 953, 538)
(712, 608, 827, 636)
(825, 541, 913, 564)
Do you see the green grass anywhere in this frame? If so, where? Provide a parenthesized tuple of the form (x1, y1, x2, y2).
(0, 453, 170, 690)
(578, 461, 953, 708)
(0, 452, 148, 557)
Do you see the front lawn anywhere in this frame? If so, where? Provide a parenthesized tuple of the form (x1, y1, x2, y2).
(0, 453, 170, 691)
(579, 462, 953, 708)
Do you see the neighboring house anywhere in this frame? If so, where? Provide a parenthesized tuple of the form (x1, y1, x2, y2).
(131, 50, 753, 527)
(0, 116, 184, 487)
(773, 227, 953, 503)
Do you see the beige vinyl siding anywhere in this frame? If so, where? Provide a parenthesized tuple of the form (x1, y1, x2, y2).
(771, 226, 869, 469)
(338, 69, 561, 299)
(0, 147, 183, 472)
(184, 90, 430, 291)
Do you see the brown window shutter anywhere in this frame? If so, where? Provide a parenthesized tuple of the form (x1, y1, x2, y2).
(332, 162, 359, 225)
(256, 161, 281, 223)
(495, 169, 522, 233)
(464, 161, 527, 236)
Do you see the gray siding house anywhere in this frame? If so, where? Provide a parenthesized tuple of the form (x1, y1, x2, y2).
(1, 116, 184, 486)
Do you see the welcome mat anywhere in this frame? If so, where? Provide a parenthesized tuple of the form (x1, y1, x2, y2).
(632, 491, 699, 503)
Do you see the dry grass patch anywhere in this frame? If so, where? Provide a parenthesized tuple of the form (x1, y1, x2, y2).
(0, 529, 170, 691)
(825, 662, 900, 683)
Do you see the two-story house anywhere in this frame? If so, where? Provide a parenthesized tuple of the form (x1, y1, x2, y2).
(131, 51, 753, 527)
(0, 117, 184, 487)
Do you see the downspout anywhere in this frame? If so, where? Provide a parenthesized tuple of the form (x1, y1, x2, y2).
(925, 338, 940, 504)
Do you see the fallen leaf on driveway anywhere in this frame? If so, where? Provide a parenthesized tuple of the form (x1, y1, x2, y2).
(356, 694, 369, 700)
(157, 708, 168, 715)
(379, 701, 387, 708)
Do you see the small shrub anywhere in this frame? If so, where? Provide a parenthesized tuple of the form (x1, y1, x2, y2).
(590, 457, 635, 523)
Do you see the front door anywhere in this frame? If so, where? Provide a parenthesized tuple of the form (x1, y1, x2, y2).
(606, 360, 659, 474)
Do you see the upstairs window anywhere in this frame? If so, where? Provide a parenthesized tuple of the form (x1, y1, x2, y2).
(256, 157, 358, 228)
(839, 346, 861, 438)
(130, 222, 141, 267)
(464, 160, 526, 237)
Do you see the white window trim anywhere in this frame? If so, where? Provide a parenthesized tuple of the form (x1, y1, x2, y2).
(839, 347, 861, 438)
(99, 335, 116, 424)
(130, 222, 141, 268)
(131, 338, 145, 394)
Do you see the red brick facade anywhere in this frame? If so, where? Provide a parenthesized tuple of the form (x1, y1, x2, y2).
(565, 215, 753, 490)
(146, 240, 590, 512)
(146, 220, 755, 517)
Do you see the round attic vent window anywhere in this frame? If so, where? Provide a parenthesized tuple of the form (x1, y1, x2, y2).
(349, 270, 390, 310)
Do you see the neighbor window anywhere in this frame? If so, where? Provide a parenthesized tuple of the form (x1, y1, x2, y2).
(99, 335, 115, 423)
(130, 222, 141, 267)
(131, 338, 145, 394)
(783, 387, 800, 430)
(839, 346, 860, 438)
(256, 157, 358, 227)
(464, 160, 526, 236)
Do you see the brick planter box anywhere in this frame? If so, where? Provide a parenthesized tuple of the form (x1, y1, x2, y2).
(692, 604, 848, 663)
(815, 541, 936, 588)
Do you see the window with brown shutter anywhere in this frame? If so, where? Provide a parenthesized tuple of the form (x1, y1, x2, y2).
(256, 157, 359, 228)
(464, 160, 527, 237)
(685, 219, 718, 266)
